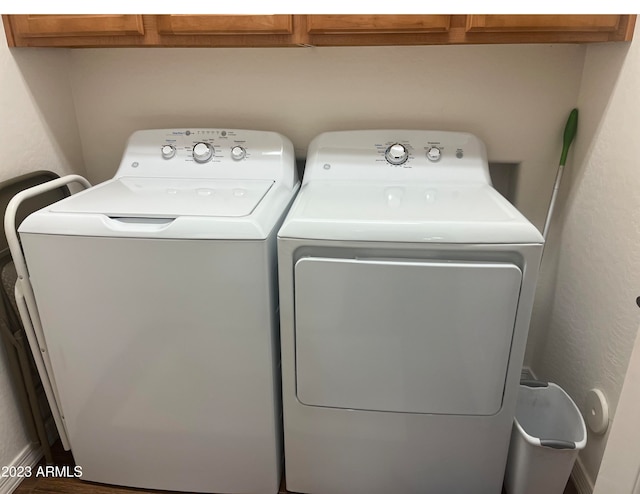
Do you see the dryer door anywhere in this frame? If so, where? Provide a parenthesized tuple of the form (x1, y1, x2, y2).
(294, 257, 522, 416)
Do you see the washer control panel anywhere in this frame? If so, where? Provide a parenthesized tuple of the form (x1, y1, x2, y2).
(114, 129, 296, 185)
(151, 129, 251, 164)
(303, 130, 490, 185)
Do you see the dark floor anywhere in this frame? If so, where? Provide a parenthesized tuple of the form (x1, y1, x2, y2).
(15, 441, 579, 494)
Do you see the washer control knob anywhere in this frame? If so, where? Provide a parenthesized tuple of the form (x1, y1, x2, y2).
(427, 146, 442, 162)
(193, 142, 213, 163)
(385, 143, 409, 165)
(231, 146, 246, 161)
(161, 144, 176, 160)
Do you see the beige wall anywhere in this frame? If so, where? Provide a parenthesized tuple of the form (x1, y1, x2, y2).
(69, 44, 585, 233)
(0, 42, 84, 182)
(531, 22, 640, 490)
(0, 21, 84, 474)
(593, 322, 640, 494)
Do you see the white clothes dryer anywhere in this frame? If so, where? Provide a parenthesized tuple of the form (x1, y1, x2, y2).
(16, 129, 299, 493)
(277, 130, 543, 494)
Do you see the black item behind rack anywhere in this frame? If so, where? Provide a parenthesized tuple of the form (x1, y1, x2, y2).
(0, 170, 71, 464)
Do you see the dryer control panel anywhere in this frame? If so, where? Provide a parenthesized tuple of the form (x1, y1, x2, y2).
(303, 130, 491, 185)
(114, 128, 296, 188)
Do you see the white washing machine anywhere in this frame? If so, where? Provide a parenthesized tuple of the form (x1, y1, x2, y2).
(277, 130, 544, 494)
(16, 129, 299, 493)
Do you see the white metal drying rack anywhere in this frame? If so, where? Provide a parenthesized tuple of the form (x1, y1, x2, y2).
(4, 175, 91, 450)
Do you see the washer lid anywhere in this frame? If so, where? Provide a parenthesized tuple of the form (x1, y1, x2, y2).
(49, 178, 274, 218)
(279, 182, 544, 244)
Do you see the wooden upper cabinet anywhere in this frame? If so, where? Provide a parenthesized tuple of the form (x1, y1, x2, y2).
(303, 14, 455, 46)
(152, 15, 299, 46)
(465, 15, 635, 42)
(306, 15, 451, 34)
(3, 14, 146, 47)
(156, 15, 293, 35)
(304, 14, 635, 46)
(7, 15, 144, 39)
(2, 14, 636, 48)
(467, 15, 622, 33)
(3, 14, 299, 47)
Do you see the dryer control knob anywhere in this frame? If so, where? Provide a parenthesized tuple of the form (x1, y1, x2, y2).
(231, 146, 246, 161)
(427, 146, 442, 162)
(193, 142, 213, 163)
(161, 144, 176, 160)
(385, 143, 409, 165)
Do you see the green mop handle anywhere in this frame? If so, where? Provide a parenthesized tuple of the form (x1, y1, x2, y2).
(542, 109, 578, 240)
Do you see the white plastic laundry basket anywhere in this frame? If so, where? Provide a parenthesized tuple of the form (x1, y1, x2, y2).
(504, 381, 587, 494)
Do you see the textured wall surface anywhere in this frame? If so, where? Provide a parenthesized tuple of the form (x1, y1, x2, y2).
(531, 23, 640, 488)
(0, 38, 84, 183)
(69, 44, 585, 232)
(593, 321, 640, 494)
(0, 22, 85, 470)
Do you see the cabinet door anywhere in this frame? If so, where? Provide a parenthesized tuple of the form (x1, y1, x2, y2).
(156, 15, 293, 35)
(3, 15, 145, 47)
(466, 15, 635, 42)
(153, 15, 298, 47)
(304, 14, 454, 46)
(307, 15, 451, 34)
(7, 14, 144, 38)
